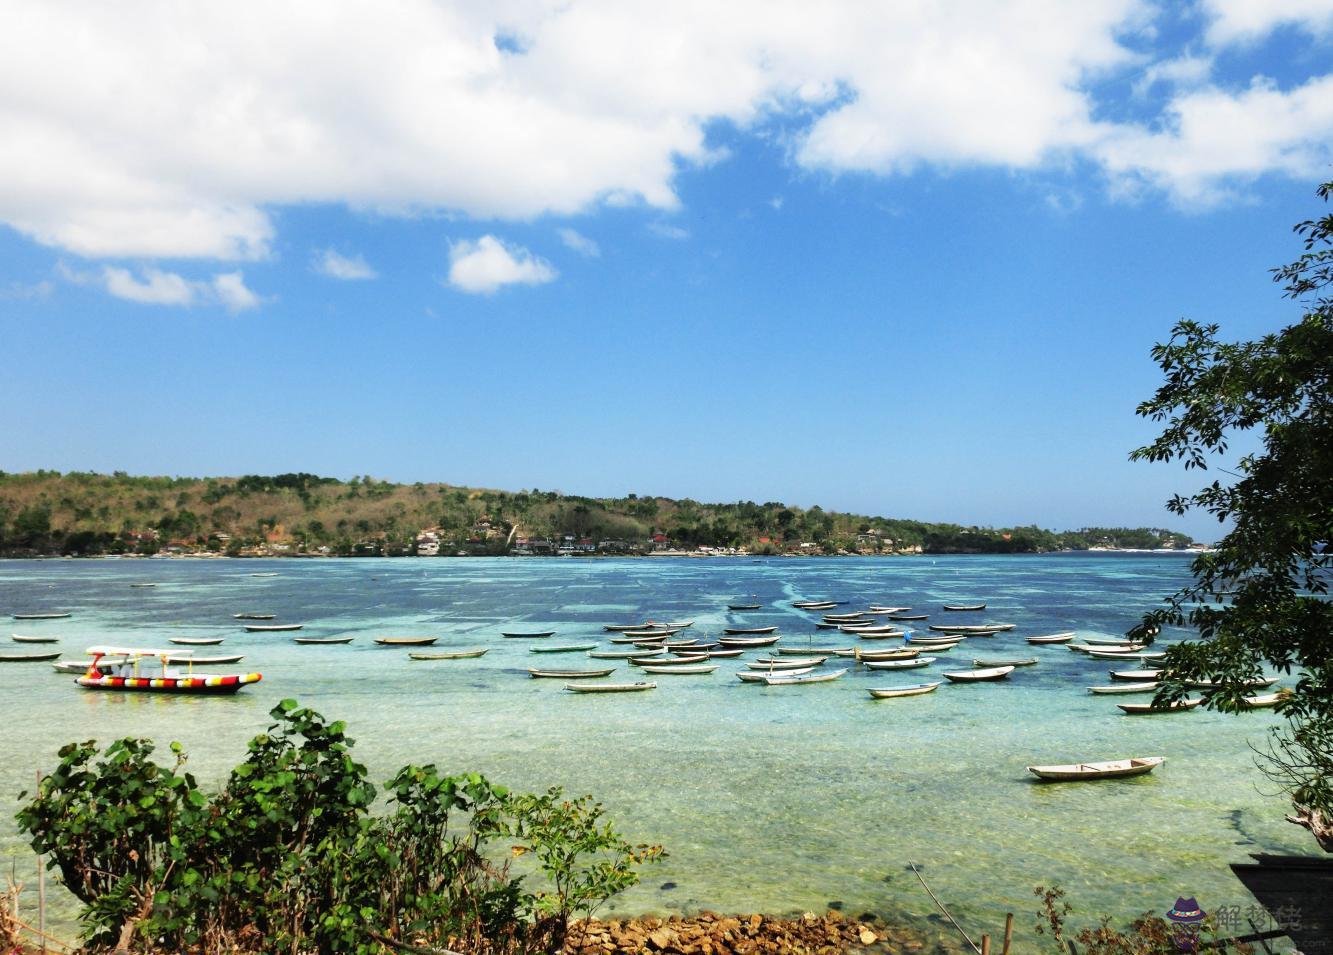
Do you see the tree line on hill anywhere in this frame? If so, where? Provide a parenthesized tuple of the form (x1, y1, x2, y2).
(0, 470, 1194, 557)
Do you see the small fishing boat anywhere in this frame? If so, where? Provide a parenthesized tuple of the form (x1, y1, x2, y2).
(564, 681, 656, 693)
(233, 613, 276, 620)
(248, 572, 279, 577)
(12, 634, 59, 644)
(409, 649, 488, 660)
(603, 624, 647, 632)
(374, 636, 438, 647)
(621, 628, 682, 639)
(244, 623, 303, 632)
(839, 625, 904, 636)
(662, 620, 695, 629)
(738, 666, 813, 682)
(1027, 756, 1165, 781)
(942, 603, 985, 612)
(850, 648, 920, 661)
(1083, 636, 1145, 646)
(667, 640, 716, 650)
(75, 647, 261, 695)
(815, 622, 850, 630)
(727, 603, 761, 610)
(723, 626, 778, 635)
(822, 613, 868, 622)
(129, 582, 157, 588)
(792, 601, 837, 610)
(165, 653, 244, 665)
(943, 665, 1015, 682)
(1, 651, 62, 662)
(907, 635, 965, 645)
(928, 623, 1014, 634)
(1241, 692, 1284, 709)
(529, 667, 616, 679)
(1069, 643, 1144, 654)
(610, 633, 664, 644)
(867, 606, 910, 614)
(777, 645, 849, 656)
(905, 641, 958, 652)
(1088, 683, 1158, 694)
(530, 643, 599, 654)
(502, 630, 555, 639)
(973, 657, 1038, 668)
(887, 613, 929, 621)
(863, 657, 936, 670)
(1026, 632, 1076, 644)
(868, 682, 941, 699)
(718, 635, 780, 648)
(294, 636, 355, 645)
(1110, 668, 1165, 681)
(1117, 699, 1202, 714)
(639, 663, 718, 675)
(630, 654, 707, 667)
(54, 658, 122, 673)
(13, 612, 71, 620)
(587, 648, 666, 660)
(1187, 676, 1279, 689)
(763, 668, 847, 686)
(747, 656, 826, 670)
(169, 637, 224, 646)
(1087, 647, 1162, 659)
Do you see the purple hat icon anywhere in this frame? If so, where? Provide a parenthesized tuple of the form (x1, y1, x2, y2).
(1166, 897, 1206, 924)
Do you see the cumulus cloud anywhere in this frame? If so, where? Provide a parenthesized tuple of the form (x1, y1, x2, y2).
(60, 263, 261, 310)
(447, 236, 556, 294)
(315, 248, 377, 280)
(557, 227, 600, 257)
(1, 1, 1331, 262)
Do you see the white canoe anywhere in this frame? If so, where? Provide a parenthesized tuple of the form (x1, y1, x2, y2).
(1088, 650, 1166, 661)
(1117, 699, 1202, 714)
(868, 682, 942, 699)
(1110, 668, 1165, 681)
(973, 657, 1038, 668)
(738, 666, 813, 682)
(1027, 756, 1165, 781)
(1026, 632, 1076, 644)
(630, 655, 708, 667)
(564, 681, 657, 693)
(777, 646, 849, 656)
(1188, 676, 1279, 689)
(588, 648, 666, 660)
(763, 668, 848, 686)
(718, 635, 781, 647)
(943, 665, 1015, 682)
(409, 649, 488, 660)
(529, 667, 616, 679)
(863, 657, 936, 670)
(169, 637, 224, 646)
(12, 634, 60, 644)
(639, 663, 718, 675)
(1241, 692, 1284, 709)
(747, 656, 826, 670)
(13, 612, 71, 620)
(244, 623, 303, 632)
(852, 649, 921, 661)
(1088, 682, 1158, 694)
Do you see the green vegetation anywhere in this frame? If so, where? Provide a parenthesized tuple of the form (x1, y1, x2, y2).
(0, 469, 1192, 557)
(1132, 180, 1333, 850)
(17, 700, 662, 954)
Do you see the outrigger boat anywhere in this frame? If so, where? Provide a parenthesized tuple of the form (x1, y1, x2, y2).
(792, 600, 837, 610)
(737, 666, 813, 682)
(1088, 682, 1158, 694)
(973, 657, 1038, 668)
(564, 681, 656, 693)
(763, 668, 847, 686)
(944, 665, 1015, 682)
(863, 656, 935, 670)
(75, 646, 262, 695)
(928, 623, 1014, 634)
(887, 613, 929, 621)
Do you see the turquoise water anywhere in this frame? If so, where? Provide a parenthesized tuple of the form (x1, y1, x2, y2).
(0, 555, 1309, 949)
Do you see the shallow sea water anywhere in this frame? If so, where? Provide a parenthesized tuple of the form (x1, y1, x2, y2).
(0, 554, 1308, 949)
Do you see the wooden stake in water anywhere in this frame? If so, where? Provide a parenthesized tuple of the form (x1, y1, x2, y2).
(36, 770, 45, 955)
(1001, 913, 1013, 955)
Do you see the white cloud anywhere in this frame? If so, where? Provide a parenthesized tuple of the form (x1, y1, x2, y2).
(557, 227, 600, 257)
(447, 235, 556, 294)
(648, 222, 689, 240)
(315, 248, 377, 280)
(60, 263, 261, 310)
(1132, 54, 1215, 96)
(0, 278, 54, 301)
(1203, 0, 1333, 45)
(0, 0, 1330, 262)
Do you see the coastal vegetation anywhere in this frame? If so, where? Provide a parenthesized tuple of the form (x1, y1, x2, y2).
(18, 700, 662, 954)
(1133, 180, 1333, 850)
(0, 470, 1192, 558)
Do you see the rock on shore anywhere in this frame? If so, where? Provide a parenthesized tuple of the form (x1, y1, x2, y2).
(565, 910, 930, 955)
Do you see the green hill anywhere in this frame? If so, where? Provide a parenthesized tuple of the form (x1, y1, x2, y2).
(0, 470, 1195, 557)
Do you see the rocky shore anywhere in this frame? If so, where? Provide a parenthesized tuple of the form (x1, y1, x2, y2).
(564, 910, 936, 955)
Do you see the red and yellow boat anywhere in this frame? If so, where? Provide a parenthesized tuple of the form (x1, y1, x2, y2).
(76, 646, 262, 695)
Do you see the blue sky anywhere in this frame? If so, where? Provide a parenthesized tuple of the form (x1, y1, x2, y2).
(2, 1, 1331, 540)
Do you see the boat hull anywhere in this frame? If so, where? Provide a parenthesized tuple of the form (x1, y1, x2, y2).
(77, 672, 262, 694)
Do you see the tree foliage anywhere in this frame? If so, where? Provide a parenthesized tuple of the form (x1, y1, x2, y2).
(1130, 180, 1333, 849)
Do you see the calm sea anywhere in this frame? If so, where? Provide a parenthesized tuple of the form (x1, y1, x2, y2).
(0, 554, 1307, 949)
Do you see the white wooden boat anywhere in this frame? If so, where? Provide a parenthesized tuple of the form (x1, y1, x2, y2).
(863, 657, 935, 670)
(13, 612, 71, 620)
(1069, 642, 1144, 653)
(54, 658, 122, 673)
(1188, 676, 1279, 689)
(778, 646, 849, 656)
(942, 603, 985, 611)
(587, 648, 666, 659)
(662, 620, 695, 628)
(610, 633, 665, 644)
(1088, 649, 1165, 661)
(1110, 668, 1165, 681)
(233, 613, 276, 620)
(943, 665, 1015, 682)
(169, 637, 224, 646)
(129, 582, 157, 588)
(622, 628, 682, 639)
(1027, 756, 1165, 781)
(851, 648, 920, 661)
(639, 663, 718, 675)
(973, 657, 1038, 668)
(868, 606, 911, 613)
(409, 649, 487, 659)
(244, 623, 303, 632)
(763, 668, 847, 686)
(841, 626, 905, 638)
(502, 630, 555, 639)
(746, 656, 825, 670)
(738, 666, 813, 682)
(887, 613, 929, 621)
(822, 614, 868, 623)
(792, 601, 837, 610)
(295, 636, 355, 645)
(12, 634, 59, 644)
(529, 667, 616, 679)
(249, 572, 279, 577)
(928, 623, 1013, 634)
(1117, 699, 1202, 714)
(718, 635, 781, 647)
(564, 681, 656, 693)
(375, 636, 438, 647)
(164, 653, 244, 665)
(868, 682, 941, 699)
(603, 624, 646, 632)
(723, 626, 778, 635)
(1, 650, 62, 662)
(905, 640, 958, 651)
(1026, 632, 1076, 644)
(630, 654, 707, 667)
(530, 643, 599, 654)
(1241, 692, 1284, 709)
(1088, 682, 1158, 694)
(1083, 636, 1145, 645)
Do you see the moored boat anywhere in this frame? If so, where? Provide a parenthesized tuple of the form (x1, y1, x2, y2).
(13, 612, 71, 620)
(243, 623, 303, 632)
(374, 636, 438, 647)
(887, 613, 929, 621)
(863, 657, 935, 670)
(1241, 692, 1284, 709)
(727, 603, 761, 610)
(973, 657, 1038, 668)
(928, 623, 1014, 634)
(942, 603, 985, 612)
(1026, 632, 1076, 644)
(718, 635, 780, 647)
(629, 654, 707, 667)
(1117, 699, 1202, 714)
(1, 650, 62, 662)
(409, 648, 488, 659)
(943, 665, 1015, 682)
(763, 668, 847, 686)
(587, 648, 666, 659)
(1088, 682, 1158, 694)
(723, 626, 778, 635)
(75, 646, 262, 695)
(530, 643, 599, 653)
(747, 656, 825, 670)
(294, 636, 355, 645)
(792, 600, 837, 610)
(564, 681, 656, 693)
(737, 667, 813, 682)
(502, 630, 556, 639)
(777, 645, 849, 655)
(1187, 675, 1279, 689)
(169, 637, 224, 646)
(529, 667, 616, 679)
(868, 681, 941, 699)
(12, 634, 59, 644)
(1027, 756, 1165, 781)
(233, 613, 276, 620)
(639, 663, 718, 675)
(1110, 668, 1165, 681)
(164, 653, 244, 665)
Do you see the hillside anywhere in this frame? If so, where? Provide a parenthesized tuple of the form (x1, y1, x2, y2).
(0, 471, 1196, 557)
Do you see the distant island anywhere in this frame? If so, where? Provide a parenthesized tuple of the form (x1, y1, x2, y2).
(0, 470, 1200, 558)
